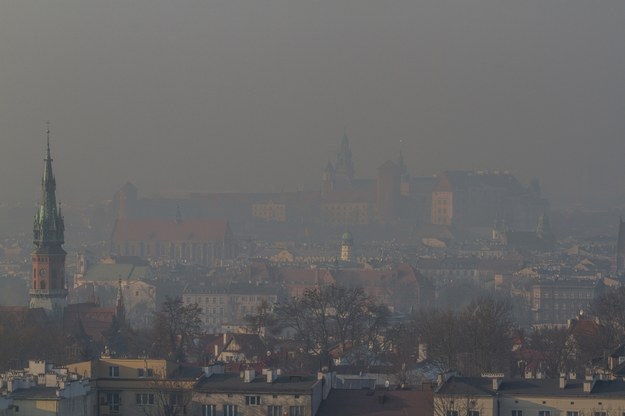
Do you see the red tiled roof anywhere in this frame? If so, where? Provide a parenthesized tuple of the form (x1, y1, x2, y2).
(278, 269, 336, 285)
(112, 219, 230, 242)
(570, 318, 599, 338)
(64, 303, 116, 343)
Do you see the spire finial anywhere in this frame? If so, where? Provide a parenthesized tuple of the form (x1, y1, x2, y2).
(45, 121, 52, 160)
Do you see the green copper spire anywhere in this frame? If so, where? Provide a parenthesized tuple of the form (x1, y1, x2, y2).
(33, 126, 64, 246)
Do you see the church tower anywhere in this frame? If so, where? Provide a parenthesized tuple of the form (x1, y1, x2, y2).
(29, 128, 67, 319)
(333, 133, 355, 191)
(340, 231, 353, 262)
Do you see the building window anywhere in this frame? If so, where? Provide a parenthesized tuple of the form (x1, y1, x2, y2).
(289, 406, 305, 416)
(107, 392, 121, 413)
(170, 393, 184, 406)
(539, 411, 551, 416)
(109, 366, 119, 377)
(446, 412, 459, 416)
(268, 405, 283, 416)
(511, 411, 522, 416)
(246, 395, 261, 405)
(593, 413, 607, 416)
(135, 393, 154, 406)
(223, 404, 239, 416)
(202, 404, 216, 416)
(567, 412, 580, 416)
(468, 411, 480, 416)
(137, 368, 153, 377)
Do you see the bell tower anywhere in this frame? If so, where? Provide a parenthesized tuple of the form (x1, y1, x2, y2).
(29, 126, 67, 319)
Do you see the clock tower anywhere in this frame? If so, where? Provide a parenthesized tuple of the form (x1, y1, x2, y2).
(29, 128, 67, 319)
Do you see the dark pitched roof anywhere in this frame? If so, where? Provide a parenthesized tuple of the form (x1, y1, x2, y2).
(437, 376, 625, 398)
(317, 388, 433, 416)
(194, 372, 319, 394)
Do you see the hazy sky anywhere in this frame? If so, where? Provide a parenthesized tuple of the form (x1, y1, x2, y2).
(1, 1, 624, 208)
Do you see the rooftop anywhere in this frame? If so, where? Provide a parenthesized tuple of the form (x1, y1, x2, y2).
(195, 372, 319, 394)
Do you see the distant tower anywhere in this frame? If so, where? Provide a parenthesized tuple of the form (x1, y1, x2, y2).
(335, 132, 355, 179)
(73, 248, 95, 289)
(322, 160, 335, 196)
(340, 231, 353, 262)
(536, 213, 552, 239)
(114, 182, 138, 220)
(492, 218, 508, 242)
(115, 277, 125, 321)
(536, 213, 556, 250)
(615, 218, 625, 276)
(333, 133, 355, 191)
(30, 127, 68, 320)
(397, 149, 411, 196)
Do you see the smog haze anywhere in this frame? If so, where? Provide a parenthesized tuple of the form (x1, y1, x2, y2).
(1, 1, 624, 208)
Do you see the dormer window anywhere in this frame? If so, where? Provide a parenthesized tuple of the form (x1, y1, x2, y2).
(109, 366, 119, 377)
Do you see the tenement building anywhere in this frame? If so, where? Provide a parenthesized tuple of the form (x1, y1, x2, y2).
(435, 374, 625, 416)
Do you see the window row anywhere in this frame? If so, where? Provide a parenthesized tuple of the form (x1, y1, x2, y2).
(201, 404, 305, 416)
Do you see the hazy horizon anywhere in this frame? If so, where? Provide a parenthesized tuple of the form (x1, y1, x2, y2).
(1, 1, 624, 209)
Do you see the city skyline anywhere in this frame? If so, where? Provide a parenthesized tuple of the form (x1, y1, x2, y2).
(1, 1, 624, 208)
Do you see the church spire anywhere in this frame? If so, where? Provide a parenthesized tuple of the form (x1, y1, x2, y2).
(34, 124, 64, 246)
(30, 124, 68, 319)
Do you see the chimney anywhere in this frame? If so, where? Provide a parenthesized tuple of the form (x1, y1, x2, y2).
(583, 375, 596, 393)
(203, 363, 224, 378)
(418, 343, 428, 362)
(481, 373, 504, 391)
(559, 373, 567, 389)
(492, 377, 502, 391)
(223, 333, 228, 346)
(243, 369, 255, 383)
(266, 369, 277, 383)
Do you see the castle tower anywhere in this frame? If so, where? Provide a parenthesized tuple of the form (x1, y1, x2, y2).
(322, 160, 335, 196)
(333, 133, 355, 191)
(29, 128, 67, 320)
(340, 231, 353, 262)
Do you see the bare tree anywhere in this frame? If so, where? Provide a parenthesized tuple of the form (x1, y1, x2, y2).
(461, 295, 513, 376)
(152, 296, 202, 362)
(434, 390, 483, 416)
(385, 322, 420, 385)
(589, 287, 625, 350)
(415, 308, 464, 372)
(138, 376, 194, 416)
(273, 284, 389, 369)
(528, 326, 574, 378)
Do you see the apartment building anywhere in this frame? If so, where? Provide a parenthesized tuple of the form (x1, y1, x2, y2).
(435, 374, 625, 416)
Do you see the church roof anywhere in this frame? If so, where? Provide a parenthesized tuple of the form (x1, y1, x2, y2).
(63, 303, 116, 343)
